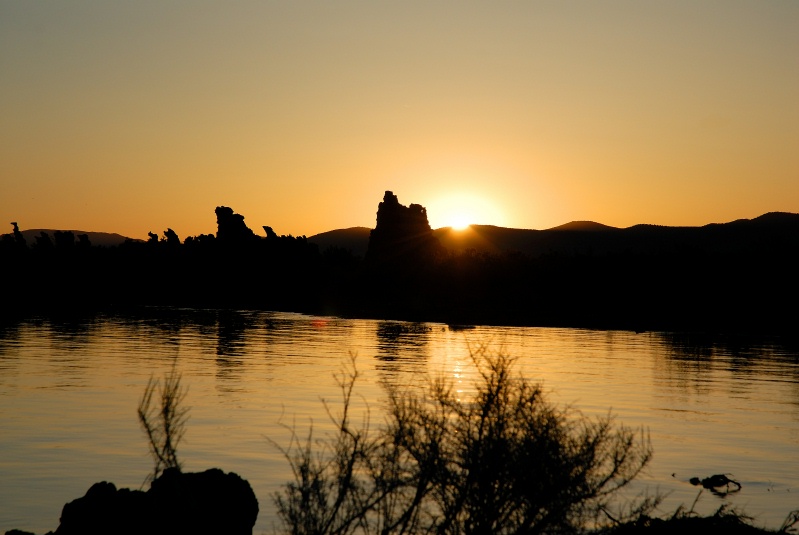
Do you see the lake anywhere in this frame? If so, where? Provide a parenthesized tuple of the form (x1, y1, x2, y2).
(1, 309, 798, 534)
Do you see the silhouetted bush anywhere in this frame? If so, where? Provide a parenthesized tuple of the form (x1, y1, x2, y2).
(138, 365, 189, 483)
(274, 351, 656, 534)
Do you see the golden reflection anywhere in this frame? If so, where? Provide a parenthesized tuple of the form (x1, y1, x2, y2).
(423, 326, 493, 404)
(4, 314, 799, 533)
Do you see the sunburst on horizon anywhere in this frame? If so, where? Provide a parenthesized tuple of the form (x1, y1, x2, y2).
(426, 192, 505, 231)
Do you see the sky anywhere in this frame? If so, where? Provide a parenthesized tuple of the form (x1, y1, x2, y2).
(1, 1, 797, 240)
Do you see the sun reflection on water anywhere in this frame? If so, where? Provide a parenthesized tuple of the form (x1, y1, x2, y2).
(0, 312, 797, 533)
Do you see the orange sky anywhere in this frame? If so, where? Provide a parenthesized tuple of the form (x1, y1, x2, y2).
(2, 1, 797, 240)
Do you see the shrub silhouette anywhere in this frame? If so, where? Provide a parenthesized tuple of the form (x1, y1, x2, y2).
(138, 365, 189, 483)
(274, 351, 656, 534)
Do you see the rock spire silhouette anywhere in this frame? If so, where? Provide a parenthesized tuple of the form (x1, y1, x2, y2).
(365, 191, 441, 264)
(215, 206, 258, 244)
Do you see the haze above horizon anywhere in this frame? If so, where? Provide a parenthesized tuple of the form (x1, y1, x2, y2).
(2, 1, 797, 240)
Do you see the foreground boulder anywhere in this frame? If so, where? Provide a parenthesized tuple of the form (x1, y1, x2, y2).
(50, 468, 258, 535)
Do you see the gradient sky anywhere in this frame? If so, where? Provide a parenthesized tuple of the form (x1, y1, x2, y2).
(2, 1, 797, 239)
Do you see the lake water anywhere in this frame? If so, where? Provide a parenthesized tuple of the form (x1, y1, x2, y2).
(1, 309, 798, 534)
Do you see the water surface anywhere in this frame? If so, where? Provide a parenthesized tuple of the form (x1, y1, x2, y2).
(1, 309, 797, 533)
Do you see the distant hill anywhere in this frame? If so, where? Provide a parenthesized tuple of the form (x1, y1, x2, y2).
(547, 221, 618, 232)
(10, 212, 799, 256)
(434, 225, 533, 254)
(308, 227, 371, 257)
(311, 212, 799, 258)
(4, 211, 798, 334)
(14, 229, 135, 247)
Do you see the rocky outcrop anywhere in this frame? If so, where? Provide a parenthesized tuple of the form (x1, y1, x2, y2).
(365, 191, 441, 265)
(11, 222, 27, 248)
(163, 228, 180, 246)
(215, 206, 258, 244)
(48, 468, 258, 535)
(262, 225, 278, 240)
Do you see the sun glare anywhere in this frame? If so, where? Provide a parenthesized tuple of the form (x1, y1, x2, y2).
(427, 192, 504, 230)
(448, 214, 472, 231)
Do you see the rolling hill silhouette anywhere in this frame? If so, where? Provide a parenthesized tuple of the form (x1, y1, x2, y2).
(3, 206, 798, 334)
(307, 226, 371, 257)
(18, 229, 135, 247)
(11, 212, 798, 256)
(308, 212, 799, 258)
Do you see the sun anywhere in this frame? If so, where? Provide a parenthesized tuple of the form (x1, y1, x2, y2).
(427, 192, 504, 230)
(447, 213, 473, 231)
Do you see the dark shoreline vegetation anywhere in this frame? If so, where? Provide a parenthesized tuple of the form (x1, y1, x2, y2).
(3, 193, 799, 532)
(8, 353, 798, 535)
(2, 192, 799, 337)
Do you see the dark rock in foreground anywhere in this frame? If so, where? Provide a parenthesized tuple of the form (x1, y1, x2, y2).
(46, 468, 258, 535)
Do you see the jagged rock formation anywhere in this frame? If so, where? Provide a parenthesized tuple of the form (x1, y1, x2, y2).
(215, 206, 258, 244)
(365, 191, 441, 265)
(262, 225, 278, 240)
(47, 468, 258, 535)
(11, 222, 26, 248)
(163, 228, 180, 246)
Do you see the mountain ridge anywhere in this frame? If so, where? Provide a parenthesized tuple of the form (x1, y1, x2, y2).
(6, 211, 797, 256)
(3, 211, 797, 335)
(15, 229, 136, 247)
(307, 211, 799, 258)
